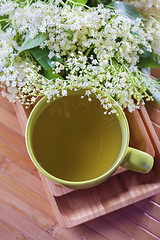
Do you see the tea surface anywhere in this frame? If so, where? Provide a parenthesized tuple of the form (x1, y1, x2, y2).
(32, 95, 122, 182)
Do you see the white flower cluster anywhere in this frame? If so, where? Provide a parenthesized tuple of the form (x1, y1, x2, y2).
(0, 1, 156, 113)
(0, 57, 41, 103)
(121, 0, 160, 55)
(63, 53, 152, 113)
(0, 0, 18, 15)
(3, 1, 151, 67)
(0, 28, 19, 72)
(1, 52, 153, 112)
(145, 19, 160, 55)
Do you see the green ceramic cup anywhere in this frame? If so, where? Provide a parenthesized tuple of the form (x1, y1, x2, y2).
(25, 88, 154, 189)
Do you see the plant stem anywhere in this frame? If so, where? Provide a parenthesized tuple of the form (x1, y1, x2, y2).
(0, 19, 9, 22)
(48, 0, 55, 5)
(85, 46, 94, 57)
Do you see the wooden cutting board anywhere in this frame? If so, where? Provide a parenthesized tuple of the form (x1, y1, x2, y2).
(13, 99, 160, 228)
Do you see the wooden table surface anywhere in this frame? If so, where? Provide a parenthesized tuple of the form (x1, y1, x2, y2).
(0, 95, 160, 240)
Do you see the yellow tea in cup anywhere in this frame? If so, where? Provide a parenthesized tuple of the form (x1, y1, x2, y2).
(31, 95, 122, 182)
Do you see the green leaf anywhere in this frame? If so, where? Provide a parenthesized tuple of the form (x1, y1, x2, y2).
(11, 0, 26, 3)
(87, 0, 98, 7)
(29, 47, 54, 71)
(106, 1, 142, 20)
(0, 15, 9, 29)
(99, 0, 114, 5)
(138, 46, 160, 69)
(87, 0, 114, 7)
(72, 0, 88, 4)
(44, 71, 63, 80)
(156, 77, 160, 83)
(19, 32, 48, 53)
(28, 47, 63, 80)
(140, 68, 150, 77)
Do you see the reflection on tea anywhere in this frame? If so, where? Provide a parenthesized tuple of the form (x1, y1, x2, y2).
(32, 95, 122, 182)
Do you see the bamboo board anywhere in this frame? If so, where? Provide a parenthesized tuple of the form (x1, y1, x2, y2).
(13, 99, 160, 228)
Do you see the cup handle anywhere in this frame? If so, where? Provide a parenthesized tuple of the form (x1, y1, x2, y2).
(120, 147, 154, 173)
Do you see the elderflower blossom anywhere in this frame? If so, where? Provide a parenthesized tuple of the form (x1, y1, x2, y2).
(121, 0, 160, 54)
(0, 28, 19, 71)
(0, 58, 42, 104)
(57, 53, 152, 112)
(4, 2, 151, 69)
(146, 19, 160, 55)
(0, 0, 18, 15)
(0, 1, 158, 113)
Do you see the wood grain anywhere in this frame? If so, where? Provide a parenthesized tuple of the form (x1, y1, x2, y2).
(0, 105, 22, 135)
(0, 219, 32, 240)
(1, 96, 160, 239)
(102, 211, 158, 240)
(12, 95, 160, 228)
(119, 205, 160, 237)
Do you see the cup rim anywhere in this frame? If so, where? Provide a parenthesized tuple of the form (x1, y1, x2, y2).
(25, 88, 129, 188)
